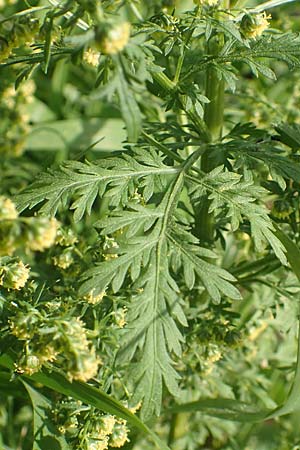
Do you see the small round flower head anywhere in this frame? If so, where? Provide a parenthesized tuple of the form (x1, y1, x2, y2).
(53, 249, 74, 269)
(55, 228, 78, 247)
(240, 12, 271, 40)
(0, 260, 30, 290)
(95, 415, 116, 438)
(83, 289, 106, 305)
(10, 311, 39, 339)
(94, 22, 131, 55)
(16, 354, 41, 375)
(12, 17, 40, 47)
(109, 422, 129, 448)
(61, 318, 100, 382)
(26, 217, 58, 251)
(114, 307, 127, 328)
(17, 346, 57, 375)
(86, 436, 109, 450)
(38, 344, 57, 364)
(69, 349, 99, 382)
(84, 47, 100, 67)
(0, 196, 18, 221)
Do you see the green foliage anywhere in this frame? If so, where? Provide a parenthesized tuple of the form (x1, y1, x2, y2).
(1, 0, 300, 449)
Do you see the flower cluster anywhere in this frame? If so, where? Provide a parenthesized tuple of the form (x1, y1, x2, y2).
(58, 318, 100, 382)
(0, 79, 35, 157)
(0, 196, 59, 256)
(10, 309, 99, 381)
(0, 15, 39, 63)
(55, 400, 130, 450)
(52, 227, 78, 269)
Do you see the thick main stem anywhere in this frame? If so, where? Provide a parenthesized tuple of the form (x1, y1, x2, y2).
(202, 44, 224, 147)
(196, 2, 229, 243)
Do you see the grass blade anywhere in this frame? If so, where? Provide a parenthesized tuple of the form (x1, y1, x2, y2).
(168, 398, 271, 422)
(22, 381, 71, 450)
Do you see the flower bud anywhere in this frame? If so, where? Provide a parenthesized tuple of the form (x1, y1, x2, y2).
(0, 259, 30, 290)
(55, 228, 78, 246)
(94, 22, 130, 55)
(240, 12, 271, 40)
(53, 248, 74, 269)
(109, 422, 129, 448)
(114, 307, 127, 328)
(0, 196, 18, 221)
(10, 311, 39, 339)
(83, 47, 100, 67)
(26, 217, 58, 251)
(86, 436, 109, 450)
(83, 289, 106, 304)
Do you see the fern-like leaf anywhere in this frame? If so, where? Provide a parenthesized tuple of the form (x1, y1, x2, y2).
(80, 153, 241, 420)
(15, 150, 179, 221)
(187, 167, 287, 264)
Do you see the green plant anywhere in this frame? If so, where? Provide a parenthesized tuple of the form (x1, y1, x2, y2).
(1, 0, 300, 449)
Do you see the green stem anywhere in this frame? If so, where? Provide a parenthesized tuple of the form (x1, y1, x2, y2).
(196, 1, 229, 243)
(203, 59, 224, 147)
(150, 70, 211, 142)
(168, 412, 190, 446)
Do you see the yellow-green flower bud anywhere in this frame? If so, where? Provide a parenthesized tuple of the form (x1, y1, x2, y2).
(26, 217, 58, 252)
(0, 0, 18, 8)
(53, 249, 74, 269)
(22, 354, 41, 374)
(94, 22, 130, 55)
(55, 228, 78, 246)
(0, 259, 30, 290)
(10, 311, 39, 339)
(59, 318, 100, 382)
(69, 349, 99, 382)
(109, 422, 129, 448)
(0, 196, 18, 221)
(114, 307, 127, 329)
(240, 12, 271, 40)
(83, 47, 100, 67)
(83, 289, 106, 304)
(94, 415, 116, 438)
(86, 437, 109, 450)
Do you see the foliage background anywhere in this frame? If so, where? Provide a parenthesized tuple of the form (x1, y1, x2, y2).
(1, 0, 300, 449)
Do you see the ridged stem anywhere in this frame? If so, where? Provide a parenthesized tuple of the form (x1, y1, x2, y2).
(195, 1, 230, 243)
